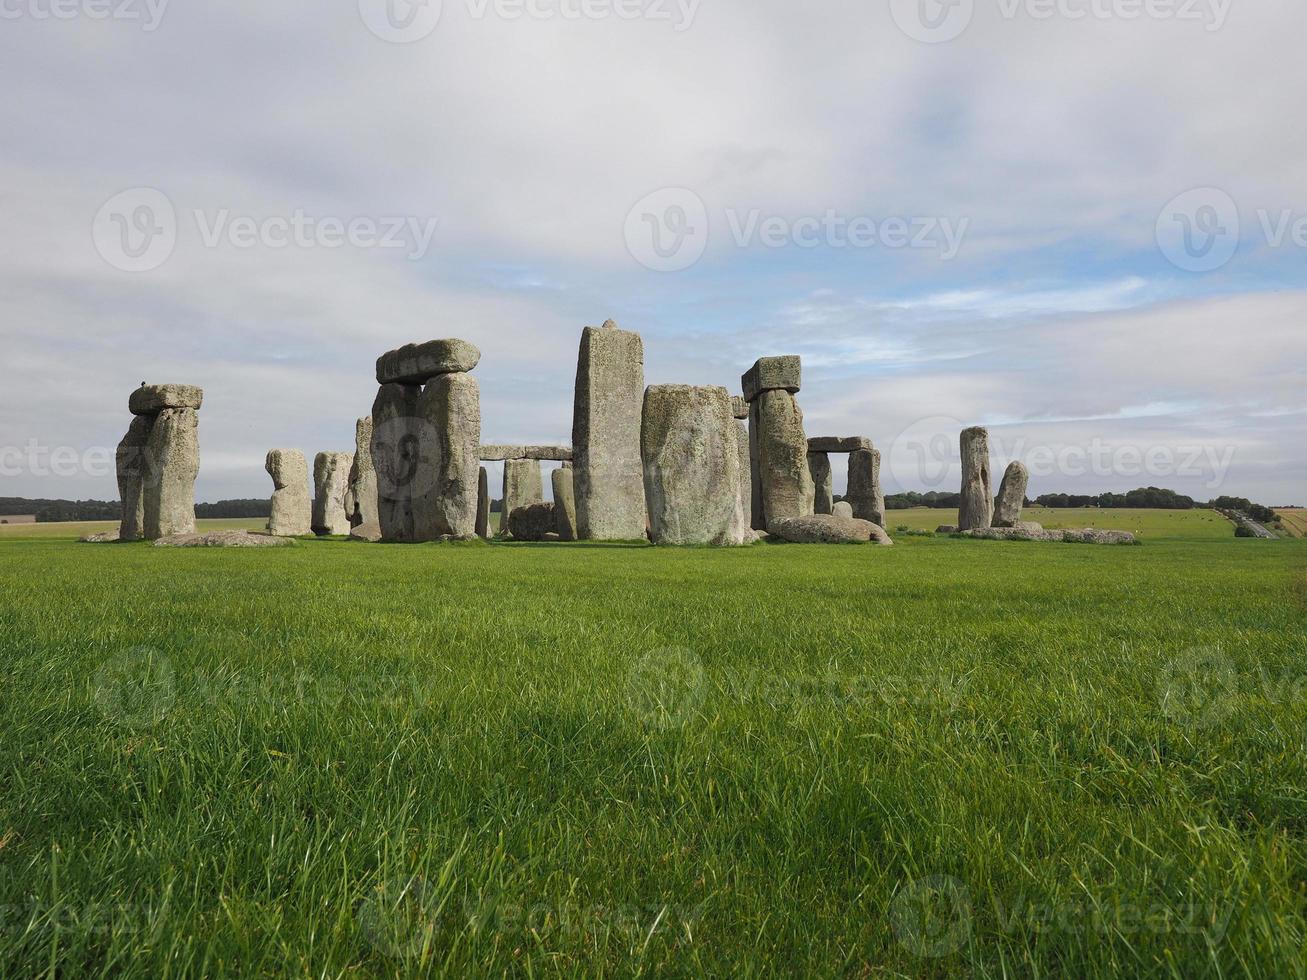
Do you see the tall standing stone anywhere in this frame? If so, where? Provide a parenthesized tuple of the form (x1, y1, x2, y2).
(808, 452, 833, 515)
(371, 383, 422, 542)
(499, 458, 544, 538)
(116, 415, 154, 541)
(742, 356, 811, 530)
(958, 426, 993, 531)
(475, 466, 490, 538)
(993, 460, 1029, 528)
(641, 385, 753, 546)
(846, 448, 883, 525)
(265, 449, 311, 536)
(734, 418, 752, 527)
(142, 407, 199, 539)
(871, 448, 885, 527)
(312, 452, 353, 535)
(345, 417, 378, 529)
(573, 320, 646, 540)
(412, 372, 481, 540)
(552, 466, 577, 541)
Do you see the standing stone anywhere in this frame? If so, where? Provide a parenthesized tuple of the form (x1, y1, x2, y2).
(734, 418, 752, 526)
(846, 449, 879, 524)
(641, 385, 754, 546)
(371, 383, 422, 542)
(552, 466, 577, 541)
(312, 452, 353, 535)
(475, 467, 490, 538)
(142, 408, 199, 539)
(832, 500, 854, 520)
(116, 415, 154, 541)
(412, 372, 481, 540)
(753, 388, 814, 529)
(958, 426, 993, 531)
(345, 417, 378, 529)
(808, 452, 833, 514)
(993, 460, 1030, 528)
(573, 320, 646, 540)
(499, 458, 544, 538)
(265, 449, 311, 537)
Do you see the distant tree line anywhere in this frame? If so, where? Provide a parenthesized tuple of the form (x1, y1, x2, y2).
(1208, 495, 1277, 524)
(194, 499, 271, 519)
(1036, 487, 1196, 510)
(0, 497, 270, 522)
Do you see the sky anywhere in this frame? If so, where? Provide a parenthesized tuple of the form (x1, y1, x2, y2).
(1, 0, 1303, 505)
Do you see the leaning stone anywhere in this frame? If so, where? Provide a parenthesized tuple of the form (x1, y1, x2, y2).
(846, 448, 884, 526)
(153, 530, 293, 548)
(807, 436, 872, 454)
(572, 320, 647, 540)
(475, 466, 490, 538)
(753, 388, 814, 527)
(958, 426, 993, 531)
(371, 383, 422, 542)
(730, 395, 749, 420)
(129, 384, 203, 416)
(741, 355, 801, 402)
(412, 372, 481, 540)
(376, 339, 481, 385)
(808, 452, 833, 514)
(768, 514, 893, 545)
(346, 417, 378, 529)
(833, 501, 854, 519)
(641, 384, 754, 546)
(265, 449, 311, 536)
(500, 458, 544, 537)
(525, 445, 573, 461)
(312, 452, 353, 535)
(508, 501, 556, 541)
(143, 407, 199, 540)
(552, 467, 577, 541)
(116, 414, 154, 541)
(992, 461, 1029, 528)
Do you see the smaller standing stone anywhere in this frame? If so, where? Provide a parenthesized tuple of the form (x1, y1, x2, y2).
(312, 452, 354, 535)
(552, 467, 577, 541)
(992, 461, 1029, 528)
(808, 452, 833, 514)
(832, 500, 854, 520)
(345, 417, 378, 529)
(475, 466, 490, 538)
(266, 449, 311, 537)
(500, 458, 544, 538)
(846, 448, 884, 527)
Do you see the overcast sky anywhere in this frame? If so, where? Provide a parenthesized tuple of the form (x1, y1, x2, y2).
(2, 0, 1303, 504)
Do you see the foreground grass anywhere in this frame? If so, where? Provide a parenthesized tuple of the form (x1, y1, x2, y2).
(0, 510, 1304, 977)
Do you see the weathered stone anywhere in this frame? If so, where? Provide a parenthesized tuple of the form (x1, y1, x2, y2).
(350, 521, 382, 542)
(741, 355, 801, 403)
(992, 461, 1029, 528)
(1015, 520, 1043, 532)
(807, 436, 872, 454)
(768, 514, 893, 545)
(508, 501, 556, 541)
(116, 414, 154, 541)
(142, 407, 199, 540)
(961, 526, 1135, 545)
(734, 419, 752, 525)
(265, 449, 311, 537)
(129, 384, 203, 416)
(479, 445, 526, 461)
(312, 452, 353, 536)
(153, 530, 293, 548)
(376, 339, 481, 385)
(846, 448, 884, 526)
(499, 458, 544, 538)
(475, 467, 490, 538)
(371, 383, 422, 542)
(81, 529, 120, 543)
(412, 372, 481, 540)
(480, 444, 573, 461)
(345, 417, 378, 529)
(958, 426, 993, 531)
(551, 467, 577, 541)
(833, 501, 854, 519)
(752, 388, 814, 528)
(573, 320, 647, 540)
(936, 524, 959, 534)
(641, 384, 754, 546)
(808, 452, 833, 514)
(526, 445, 571, 461)
(730, 395, 749, 420)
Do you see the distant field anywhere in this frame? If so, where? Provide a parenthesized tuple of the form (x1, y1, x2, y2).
(0, 507, 1303, 975)
(887, 505, 1236, 540)
(0, 517, 264, 540)
(1276, 509, 1307, 538)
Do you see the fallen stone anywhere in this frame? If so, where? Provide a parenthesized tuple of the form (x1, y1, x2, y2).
(346, 417, 379, 529)
(376, 339, 481, 385)
(116, 414, 154, 541)
(573, 320, 647, 540)
(958, 426, 993, 531)
(265, 448, 311, 536)
(808, 452, 833, 514)
(1015, 520, 1044, 532)
(312, 451, 354, 536)
(129, 384, 203, 416)
(768, 514, 893, 545)
(960, 526, 1135, 544)
(641, 384, 755, 546)
(80, 529, 120, 543)
(412, 371, 481, 540)
(349, 521, 383, 542)
(752, 388, 814, 527)
(476, 466, 490, 538)
(371, 382, 422, 542)
(143, 407, 199, 540)
(833, 501, 854, 519)
(992, 461, 1029, 528)
(500, 458, 544, 537)
(807, 436, 872, 454)
(552, 466, 577, 541)
(936, 524, 959, 534)
(153, 530, 293, 548)
(741, 355, 801, 402)
(508, 501, 556, 541)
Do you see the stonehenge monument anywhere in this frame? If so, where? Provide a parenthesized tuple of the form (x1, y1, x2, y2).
(116, 384, 202, 541)
(573, 320, 647, 540)
(265, 449, 311, 536)
(345, 417, 378, 529)
(993, 461, 1029, 528)
(958, 426, 993, 531)
(743, 356, 813, 530)
(640, 385, 754, 546)
(552, 466, 577, 541)
(807, 437, 884, 527)
(312, 452, 353, 535)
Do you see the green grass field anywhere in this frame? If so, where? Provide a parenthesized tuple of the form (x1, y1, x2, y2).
(1, 510, 1304, 976)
